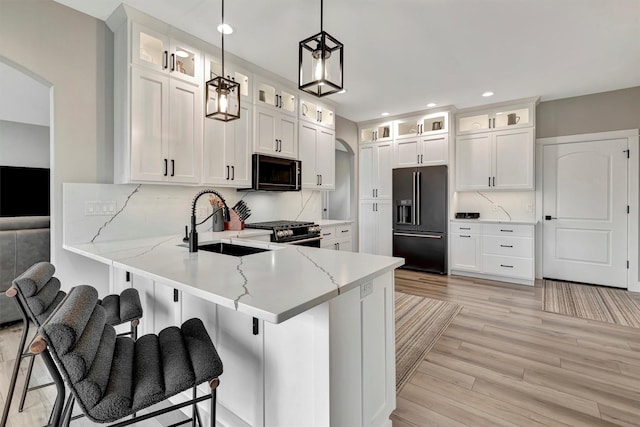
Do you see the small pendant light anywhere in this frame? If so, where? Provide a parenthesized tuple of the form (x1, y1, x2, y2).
(298, 0, 344, 97)
(206, 0, 240, 121)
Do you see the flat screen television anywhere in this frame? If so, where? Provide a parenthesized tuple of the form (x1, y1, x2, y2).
(0, 166, 50, 217)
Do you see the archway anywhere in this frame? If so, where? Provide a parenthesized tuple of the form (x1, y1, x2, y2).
(323, 138, 355, 221)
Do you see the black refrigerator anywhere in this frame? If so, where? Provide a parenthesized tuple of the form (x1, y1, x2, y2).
(392, 165, 448, 274)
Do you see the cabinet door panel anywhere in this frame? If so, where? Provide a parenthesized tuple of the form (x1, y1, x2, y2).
(230, 104, 252, 187)
(299, 122, 318, 187)
(421, 135, 448, 165)
(278, 115, 297, 159)
(376, 200, 393, 256)
(395, 139, 419, 168)
(132, 23, 168, 73)
(168, 79, 201, 183)
(255, 107, 277, 154)
(153, 281, 181, 334)
(317, 127, 335, 189)
(494, 128, 534, 190)
(202, 110, 227, 184)
(131, 68, 169, 182)
(375, 142, 394, 199)
(456, 133, 492, 191)
(451, 233, 481, 272)
(359, 201, 377, 254)
(359, 145, 374, 199)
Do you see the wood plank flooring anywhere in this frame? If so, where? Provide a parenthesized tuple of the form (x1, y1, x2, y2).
(393, 270, 640, 427)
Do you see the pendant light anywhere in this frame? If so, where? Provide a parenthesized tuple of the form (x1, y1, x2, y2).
(298, 0, 344, 97)
(206, 0, 240, 121)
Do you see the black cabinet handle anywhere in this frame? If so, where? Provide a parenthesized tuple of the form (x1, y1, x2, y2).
(226, 165, 230, 180)
(460, 227, 471, 230)
(493, 176, 495, 187)
(320, 111, 322, 122)
(164, 159, 168, 176)
(173, 289, 179, 302)
(460, 235, 471, 238)
(231, 165, 235, 180)
(500, 244, 513, 248)
(125, 271, 131, 282)
(163, 51, 168, 69)
(500, 264, 514, 268)
(500, 229, 514, 232)
(320, 175, 322, 185)
(171, 159, 175, 177)
(253, 317, 259, 335)
(417, 154, 420, 164)
(488, 177, 491, 186)
(545, 215, 557, 221)
(421, 154, 424, 163)
(341, 229, 349, 233)
(170, 53, 175, 71)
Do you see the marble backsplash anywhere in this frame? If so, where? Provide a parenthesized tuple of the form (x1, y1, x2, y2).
(63, 183, 322, 245)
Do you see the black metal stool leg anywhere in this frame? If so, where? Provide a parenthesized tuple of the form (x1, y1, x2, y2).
(41, 350, 65, 427)
(61, 395, 75, 427)
(209, 378, 219, 427)
(1, 312, 30, 426)
(17, 353, 36, 412)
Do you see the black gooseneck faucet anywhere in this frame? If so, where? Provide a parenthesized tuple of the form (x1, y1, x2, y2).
(188, 189, 231, 252)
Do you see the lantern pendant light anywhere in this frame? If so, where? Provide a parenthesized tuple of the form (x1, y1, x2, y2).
(298, 0, 344, 97)
(206, 0, 240, 121)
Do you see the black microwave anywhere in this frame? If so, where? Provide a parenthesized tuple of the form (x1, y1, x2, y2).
(248, 154, 301, 191)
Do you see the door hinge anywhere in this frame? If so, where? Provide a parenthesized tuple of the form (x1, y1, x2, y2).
(624, 149, 630, 159)
(125, 271, 131, 282)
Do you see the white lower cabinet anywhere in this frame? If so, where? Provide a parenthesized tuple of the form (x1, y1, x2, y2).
(320, 224, 353, 251)
(359, 200, 392, 256)
(450, 221, 535, 285)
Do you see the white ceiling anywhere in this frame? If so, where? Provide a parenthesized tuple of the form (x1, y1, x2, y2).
(53, 0, 640, 123)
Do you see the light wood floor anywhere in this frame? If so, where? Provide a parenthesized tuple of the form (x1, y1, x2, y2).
(393, 270, 640, 427)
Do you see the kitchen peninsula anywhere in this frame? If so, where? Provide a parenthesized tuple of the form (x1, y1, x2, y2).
(65, 229, 403, 427)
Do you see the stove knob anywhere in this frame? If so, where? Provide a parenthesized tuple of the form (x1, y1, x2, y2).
(287, 230, 294, 237)
(276, 230, 284, 238)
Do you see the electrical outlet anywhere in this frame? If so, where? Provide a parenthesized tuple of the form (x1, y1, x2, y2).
(360, 282, 373, 299)
(84, 201, 117, 216)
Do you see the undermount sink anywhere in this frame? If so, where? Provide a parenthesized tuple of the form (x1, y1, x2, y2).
(197, 242, 272, 257)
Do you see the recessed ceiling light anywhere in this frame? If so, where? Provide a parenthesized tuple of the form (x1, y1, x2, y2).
(217, 23, 234, 34)
(426, 103, 436, 108)
(381, 112, 390, 116)
(482, 91, 494, 97)
(338, 89, 347, 94)
(175, 50, 190, 58)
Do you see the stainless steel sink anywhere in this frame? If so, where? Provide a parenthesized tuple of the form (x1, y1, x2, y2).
(196, 242, 272, 256)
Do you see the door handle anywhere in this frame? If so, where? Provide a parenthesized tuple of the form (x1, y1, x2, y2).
(493, 176, 495, 187)
(416, 171, 421, 226)
(163, 51, 168, 69)
(170, 53, 175, 71)
(421, 154, 424, 163)
(394, 233, 442, 239)
(488, 177, 491, 187)
(164, 159, 168, 176)
(412, 171, 416, 225)
(545, 215, 557, 221)
(171, 160, 175, 177)
(320, 175, 322, 185)
(226, 165, 230, 180)
(417, 154, 420, 164)
(231, 165, 235, 180)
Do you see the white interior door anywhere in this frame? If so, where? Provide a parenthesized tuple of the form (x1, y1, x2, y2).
(543, 139, 628, 287)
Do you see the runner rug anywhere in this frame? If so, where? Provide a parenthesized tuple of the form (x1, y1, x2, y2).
(395, 292, 461, 393)
(543, 279, 640, 328)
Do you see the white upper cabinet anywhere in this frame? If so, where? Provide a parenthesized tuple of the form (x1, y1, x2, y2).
(254, 105, 297, 159)
(202, 103, 252, 187)
(255, 76, 297, 116)
(299, 97, 335, 129)
(205, 54, 253, 103)
(299, 121, 335, 189)
(395, 134, 449, 168)
(395, 112, 448, 139)
(456, 102, 534, 135)
(359, 121, 394, 143)
(359, 141, 393, 200)
(132, 22, 202, 85)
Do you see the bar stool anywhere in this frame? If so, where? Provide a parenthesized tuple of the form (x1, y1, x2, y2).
(32, 285, 222, 426)
(1, 262, 143, 426)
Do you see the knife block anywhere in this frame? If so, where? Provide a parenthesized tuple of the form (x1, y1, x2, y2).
(224, 209, 245, 231)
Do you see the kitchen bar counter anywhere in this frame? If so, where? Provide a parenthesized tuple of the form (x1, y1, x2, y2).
(65, 231, 403, 324)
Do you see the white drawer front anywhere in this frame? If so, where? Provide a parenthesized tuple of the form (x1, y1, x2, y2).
(482, 255, 533, 279)
(451, 221, 481, 234)
(483, 235, 533, 258)
(320, 226, 336, 239)
(482, 223, 533, 238)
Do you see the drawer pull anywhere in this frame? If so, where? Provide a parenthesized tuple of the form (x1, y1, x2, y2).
(459, 227, 471, 230)
(460, 235, 471, 238)
(322, 233, 332, 236)
(341, 229, 349, 233)
(500, 244, 513, 248)
(500, 229, 514, 232)
(500, 264, 514, 268)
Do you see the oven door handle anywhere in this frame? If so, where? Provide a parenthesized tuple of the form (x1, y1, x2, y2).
(285, 236, 323, 244)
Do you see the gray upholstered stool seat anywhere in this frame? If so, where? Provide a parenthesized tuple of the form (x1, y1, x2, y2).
(35, 285, 222, 426)
(1, 262, 144, 426)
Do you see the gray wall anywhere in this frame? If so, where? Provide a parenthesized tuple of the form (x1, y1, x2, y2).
(537, 86, 640, 138)
(0, 120, 49, 168)
(0, 0, 114, 293)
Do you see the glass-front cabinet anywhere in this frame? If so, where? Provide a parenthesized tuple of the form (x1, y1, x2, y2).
(299, 98, 335, 129)
(205, 54, 252, 102)
(131, 22, 201, 85)
(359, 121, 393, 143)
(457, 103, 534, 134)
(255, 77, 296, 116)
(395, 112, 448, 139)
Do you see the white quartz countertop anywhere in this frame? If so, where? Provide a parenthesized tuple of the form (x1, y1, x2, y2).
(451, 219, 538, 225)
(315, 219, 354, 227)
(64, 232, 403, 324)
